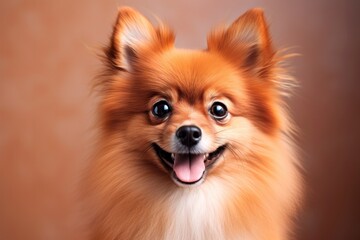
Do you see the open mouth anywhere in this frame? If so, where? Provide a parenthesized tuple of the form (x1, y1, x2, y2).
(152, 143, 226, 186)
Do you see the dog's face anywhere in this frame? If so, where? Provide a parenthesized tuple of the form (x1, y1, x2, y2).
(100, 8, 281, 187)
(140, 50, 252, 186)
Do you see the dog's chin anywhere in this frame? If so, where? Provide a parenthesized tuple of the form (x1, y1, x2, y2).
(152, 143, 226, 187)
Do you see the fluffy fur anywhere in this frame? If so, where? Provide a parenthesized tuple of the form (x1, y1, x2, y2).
(84, 7, 302, 240)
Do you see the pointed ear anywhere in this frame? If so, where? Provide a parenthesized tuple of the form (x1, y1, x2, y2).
(107, 7, 156, 71)
(208, 8, 274, 77)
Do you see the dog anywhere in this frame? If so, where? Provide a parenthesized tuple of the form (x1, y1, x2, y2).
(83, 7, 302, 240)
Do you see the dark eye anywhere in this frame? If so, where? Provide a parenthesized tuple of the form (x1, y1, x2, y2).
(209, 102, 228, 120)
(152, 100, 172, 119)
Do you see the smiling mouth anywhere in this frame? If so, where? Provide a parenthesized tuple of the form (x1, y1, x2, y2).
(152, 143, 226, 186)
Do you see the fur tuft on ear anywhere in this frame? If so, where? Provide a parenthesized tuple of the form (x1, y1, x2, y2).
(207, 8, 274, 78)
(107, 7, 156, 71)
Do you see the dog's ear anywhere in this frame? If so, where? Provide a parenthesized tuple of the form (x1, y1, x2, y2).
(208, 8, 274, 78)
(107, 7, 157, 71)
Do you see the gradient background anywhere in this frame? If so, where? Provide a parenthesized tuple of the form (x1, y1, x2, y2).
(1, 1, 359, 239)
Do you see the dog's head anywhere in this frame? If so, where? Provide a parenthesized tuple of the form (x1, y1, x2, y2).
(99, 7, 286, 187)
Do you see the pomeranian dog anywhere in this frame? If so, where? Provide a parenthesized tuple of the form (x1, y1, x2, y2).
(84, 7, 302, 240)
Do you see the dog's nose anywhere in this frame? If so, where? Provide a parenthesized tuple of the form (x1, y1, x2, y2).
(176, 125, 202, 147)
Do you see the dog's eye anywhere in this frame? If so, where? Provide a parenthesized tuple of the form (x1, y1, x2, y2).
(209, 102, 228, 120)
(152, 100, 172, 119)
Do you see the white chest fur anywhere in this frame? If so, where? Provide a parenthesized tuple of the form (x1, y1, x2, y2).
(164, 180, 228, 240)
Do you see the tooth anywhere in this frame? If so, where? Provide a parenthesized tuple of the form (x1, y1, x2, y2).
(171, 153, 175, 159)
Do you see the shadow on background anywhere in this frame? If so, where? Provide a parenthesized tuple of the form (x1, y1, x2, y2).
(0, 1, 359, 239)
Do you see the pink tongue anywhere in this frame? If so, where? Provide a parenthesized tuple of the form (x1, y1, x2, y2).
(173, 154, 205, 183)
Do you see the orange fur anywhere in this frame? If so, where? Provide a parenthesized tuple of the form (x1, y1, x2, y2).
(84, 7, 302, 240)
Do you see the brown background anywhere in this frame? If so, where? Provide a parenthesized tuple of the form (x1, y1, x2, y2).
(1, 0, 359, 239)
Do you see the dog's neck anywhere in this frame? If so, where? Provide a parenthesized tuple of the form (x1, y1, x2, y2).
(164, 179, 228, 240)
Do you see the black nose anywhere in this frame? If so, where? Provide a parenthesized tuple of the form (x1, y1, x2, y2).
(176, 125, 202, 147)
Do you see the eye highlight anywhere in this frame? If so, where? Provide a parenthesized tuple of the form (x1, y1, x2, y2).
(151, 100, 172, 119)
(209, 101, 228, 121)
